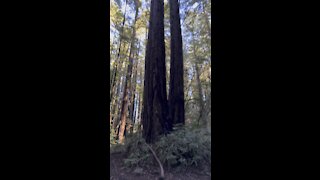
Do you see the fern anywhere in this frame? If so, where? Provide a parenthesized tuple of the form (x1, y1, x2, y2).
(118, 126, 211, 173)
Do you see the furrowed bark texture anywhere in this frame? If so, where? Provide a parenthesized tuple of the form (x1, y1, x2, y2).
(169, 0, 185, 127)
(142, 0, 168, 143)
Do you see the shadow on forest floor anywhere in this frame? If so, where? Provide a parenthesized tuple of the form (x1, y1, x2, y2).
(110, 152, 211, 180)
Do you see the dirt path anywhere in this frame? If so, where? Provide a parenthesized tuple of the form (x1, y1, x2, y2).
(110, 152, 211, 180)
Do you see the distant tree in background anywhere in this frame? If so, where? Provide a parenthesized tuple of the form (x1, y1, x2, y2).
(118, 0, 141, 143)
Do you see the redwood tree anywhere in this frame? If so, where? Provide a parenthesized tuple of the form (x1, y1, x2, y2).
(142, 0, 168, 143)
(110, 0, 128, 103)
(168, 0, 185, 127)
(118, 1, 140, 143)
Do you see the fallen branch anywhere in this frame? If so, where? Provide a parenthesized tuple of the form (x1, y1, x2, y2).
(145, 143, 165, 180)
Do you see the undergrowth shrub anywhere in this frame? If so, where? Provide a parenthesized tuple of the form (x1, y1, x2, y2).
(156, 126, 211, 170)
(111, 126, 211, 172)
(110, 125, 117, 145)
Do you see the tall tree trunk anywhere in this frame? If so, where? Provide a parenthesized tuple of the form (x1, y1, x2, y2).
(113, 75, 125, 138)
(202, 0, 211, 37)
(137, 64, 143, 133)
(110, 78, 120, 123)
(191, 30, 205, 125)
(112, 42, 131, 131)
(111, 36, 132, 137)
(203, 90, 211, 132)
(194, 62, 205, 125)
(126, 50, 137, 135)
(110, 39, 115, 62)
(110, 0, 128, 102)
(168, 0, 185, 127)
(142, 0, 168, 143)
(185, 69, 195, 109)
(129, 45, 140, 134)
(118, 6, 139, 144)
(137, 92, 142, 132)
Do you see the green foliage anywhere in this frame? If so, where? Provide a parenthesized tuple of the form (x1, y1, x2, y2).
(124, 134, 152, 166)
(110, 143, 126, 154)
(113, 126, 211, 172)
(110, 125, 117, 145)
(155, 126, 211, 170)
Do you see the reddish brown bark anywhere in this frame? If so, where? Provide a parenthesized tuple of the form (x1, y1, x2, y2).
(118, 5, 139, 144)
(142, 0, 168, 143)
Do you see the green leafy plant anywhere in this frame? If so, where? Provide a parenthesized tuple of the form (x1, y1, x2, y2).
(110, 125, 117, 145)
(119, 126, 211, 172)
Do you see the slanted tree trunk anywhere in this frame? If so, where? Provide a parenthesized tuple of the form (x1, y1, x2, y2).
(168, 0, 185, 127)
(118, 5, 139, 144)
(142, 0, 168, 143)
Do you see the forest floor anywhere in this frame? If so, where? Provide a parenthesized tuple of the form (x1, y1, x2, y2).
(110, 152, 211, 180)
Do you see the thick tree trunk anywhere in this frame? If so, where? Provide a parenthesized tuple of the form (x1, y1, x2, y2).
(168, 0, 185, 127)
(142, 0, 168, 143)
(118, 6, 139, 144)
